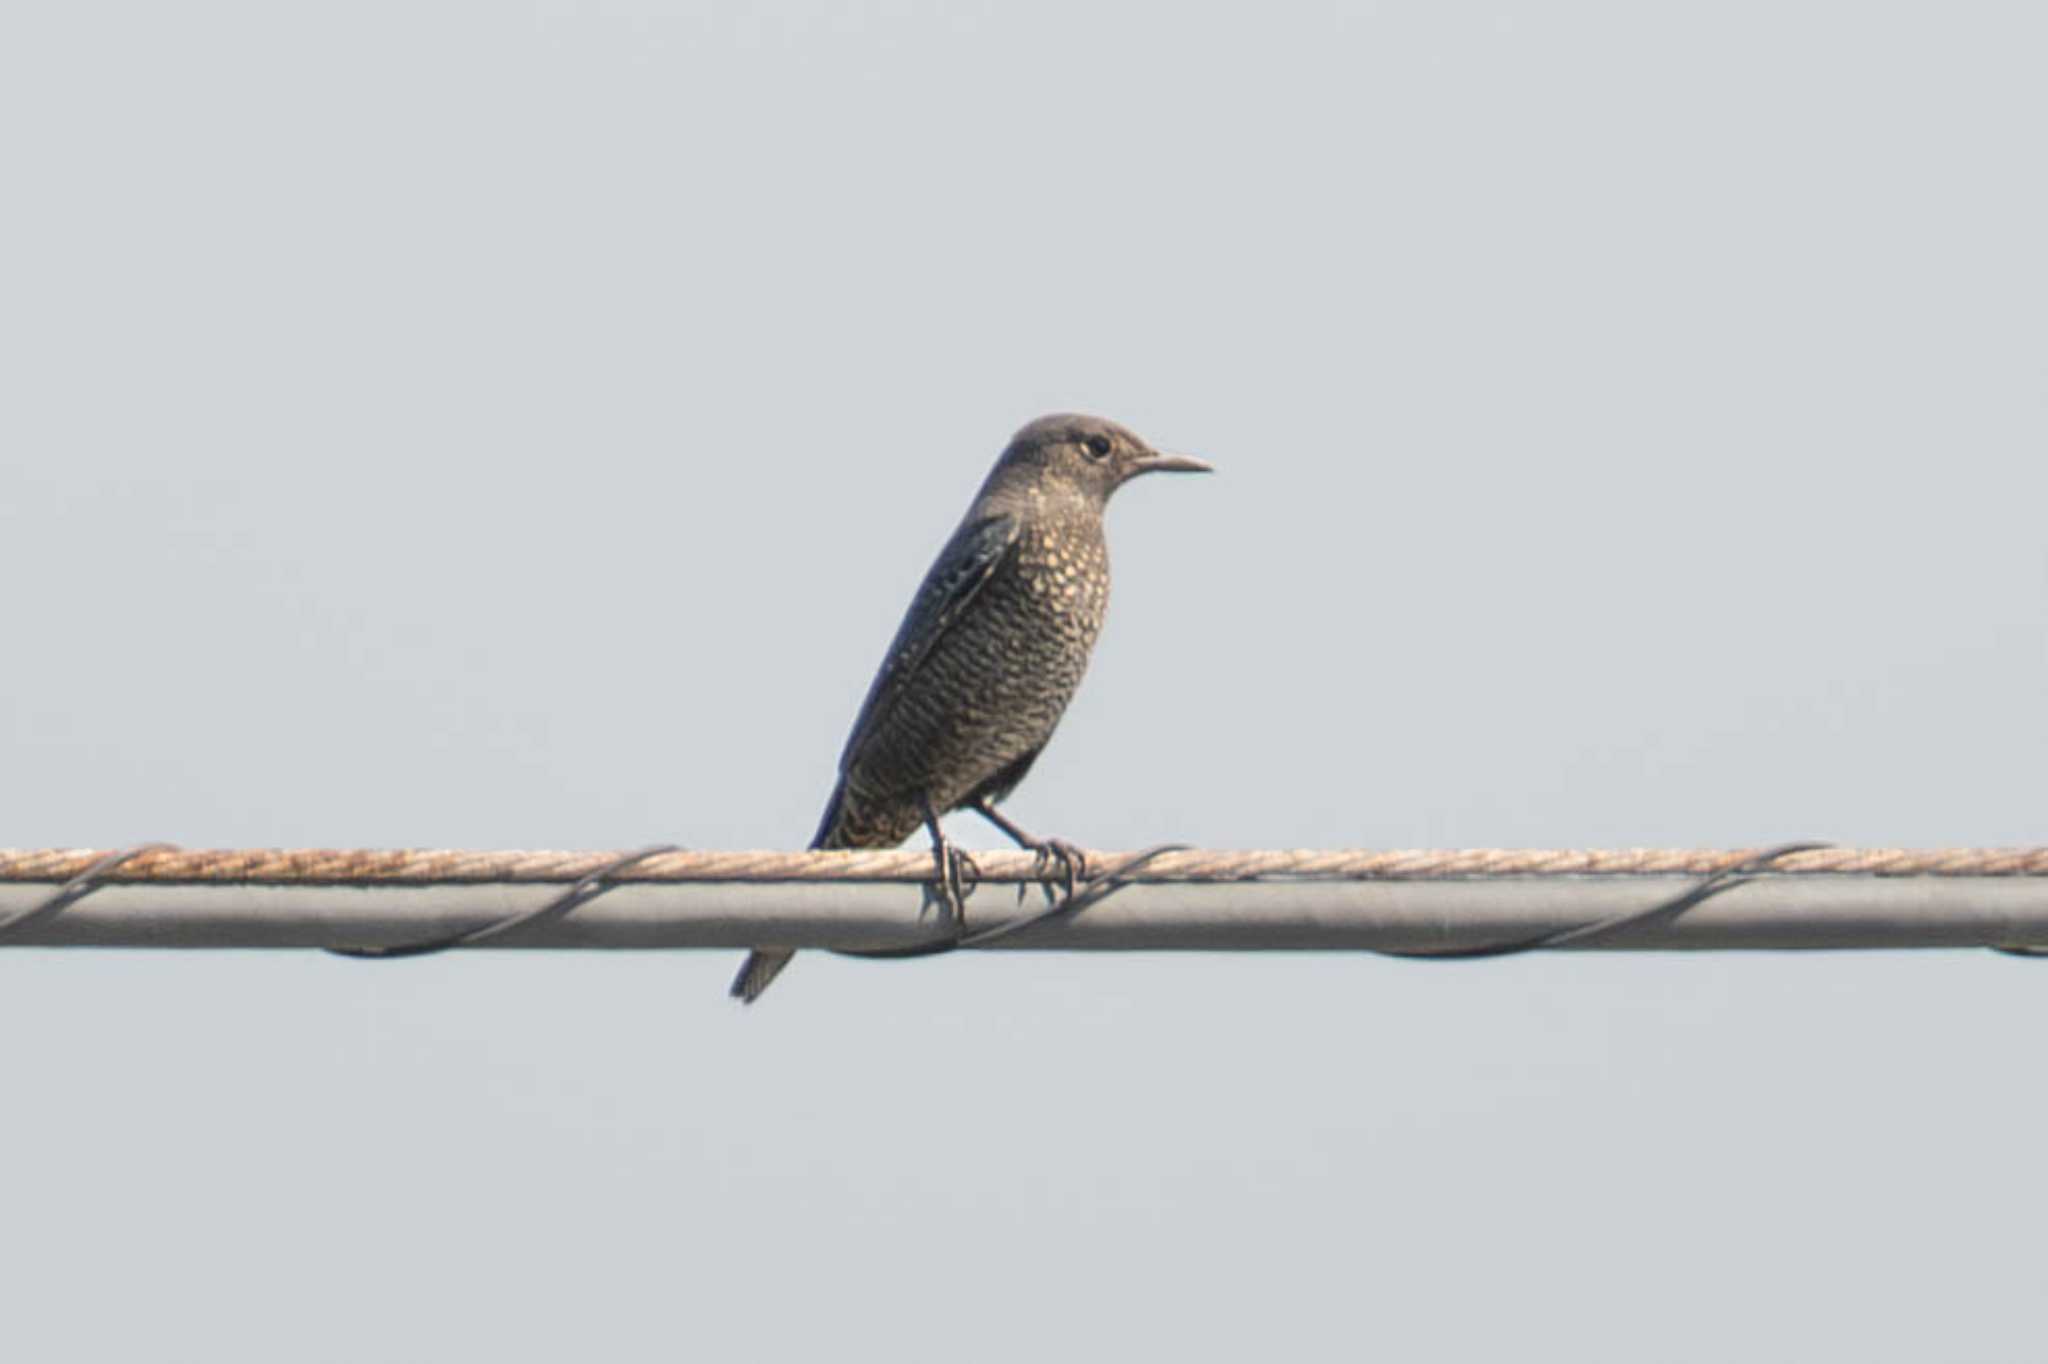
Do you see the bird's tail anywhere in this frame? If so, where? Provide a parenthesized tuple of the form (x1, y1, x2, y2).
(729, 784, 849, 1004)
(729, 947, 794, 1003)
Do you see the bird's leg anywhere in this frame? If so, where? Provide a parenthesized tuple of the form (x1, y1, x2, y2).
(968, 798, 1088, 904)
(920, 797, 978, 931)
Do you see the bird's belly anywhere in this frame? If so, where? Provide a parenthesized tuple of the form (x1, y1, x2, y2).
(849, 569, 1106, 817)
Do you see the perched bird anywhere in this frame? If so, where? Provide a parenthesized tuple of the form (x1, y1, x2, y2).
(731, 413, 1211, 1002)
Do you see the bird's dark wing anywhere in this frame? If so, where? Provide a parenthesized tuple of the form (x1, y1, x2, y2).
(835, 512, 1020, 776)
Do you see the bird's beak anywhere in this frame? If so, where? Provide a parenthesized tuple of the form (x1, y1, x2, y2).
(1129, 451, 1215, 476)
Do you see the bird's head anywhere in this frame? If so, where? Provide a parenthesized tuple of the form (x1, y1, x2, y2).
(992, 413, 1213, 503)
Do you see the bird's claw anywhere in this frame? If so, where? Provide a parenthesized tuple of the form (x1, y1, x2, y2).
(1026, 838, 1088, 905)
(929, 842, 981, 930)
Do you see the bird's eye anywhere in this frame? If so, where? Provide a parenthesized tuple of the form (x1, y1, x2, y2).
(1083, 434, 1113, 460)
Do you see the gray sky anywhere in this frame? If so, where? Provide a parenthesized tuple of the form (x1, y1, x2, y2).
(4, 2, 2045, 1360)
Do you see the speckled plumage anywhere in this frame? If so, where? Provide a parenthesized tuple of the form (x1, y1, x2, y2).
(731, 413, 1209, 1003)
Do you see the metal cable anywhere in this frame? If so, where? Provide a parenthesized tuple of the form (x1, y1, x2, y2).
(0, 843, 181, 942)
(1, 844, 2042, 961)
(326, 844, 685, 960)
(1378, 842, 1835, 959)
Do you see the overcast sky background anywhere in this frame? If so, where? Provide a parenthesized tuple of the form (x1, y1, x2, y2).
(4, 3, 2046, 1360)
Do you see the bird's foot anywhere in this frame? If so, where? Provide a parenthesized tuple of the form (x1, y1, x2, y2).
(927, 839, 981, 931)
(1024, 837, 1088, 905)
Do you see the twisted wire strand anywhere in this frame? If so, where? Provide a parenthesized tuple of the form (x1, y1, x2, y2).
(1378, 842, 1835, 959)
(325, 844, 685, 960)
(6, 846, 2048, 884)
(0, 844, 179, 941)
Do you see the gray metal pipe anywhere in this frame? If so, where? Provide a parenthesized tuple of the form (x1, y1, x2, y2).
(1, 877, 2045, 953)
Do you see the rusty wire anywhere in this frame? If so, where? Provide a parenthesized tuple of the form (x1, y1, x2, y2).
(6, 845, 2048, 885)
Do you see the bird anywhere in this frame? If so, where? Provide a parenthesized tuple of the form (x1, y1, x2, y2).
(730, 413, 1211, 1002)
